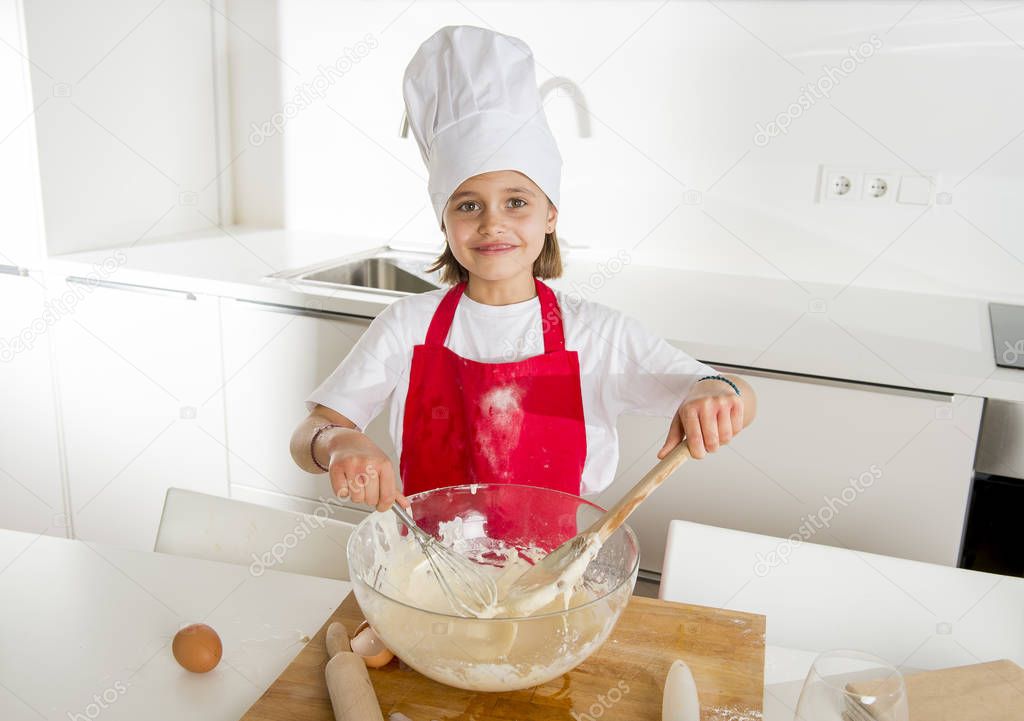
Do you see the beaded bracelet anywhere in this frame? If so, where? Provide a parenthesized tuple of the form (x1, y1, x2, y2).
(310, 423, 344, 472)
(697, 375, 741, 396)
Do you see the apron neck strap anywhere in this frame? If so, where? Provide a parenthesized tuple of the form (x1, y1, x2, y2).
(535, 278, 566, 353)
(424, 278, 567, 353)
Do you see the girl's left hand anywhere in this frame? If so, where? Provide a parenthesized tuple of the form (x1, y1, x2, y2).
(657, 380, 745, 460)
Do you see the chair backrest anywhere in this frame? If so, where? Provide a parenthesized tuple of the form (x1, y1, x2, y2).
(660, 520, 1024, 669)
(155, 488, 356, 581)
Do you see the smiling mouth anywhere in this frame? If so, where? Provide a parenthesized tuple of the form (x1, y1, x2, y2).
(472, 243, 518, 255)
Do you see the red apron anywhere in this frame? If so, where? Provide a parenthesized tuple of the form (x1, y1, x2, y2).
(399, 278, 587, 550)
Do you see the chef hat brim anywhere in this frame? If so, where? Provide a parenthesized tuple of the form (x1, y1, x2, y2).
(428, 110, 562, 228)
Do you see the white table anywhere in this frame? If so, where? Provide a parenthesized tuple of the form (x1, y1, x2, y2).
(658, 519, 1024, 721)
(658, 521, 821, 720)
(0, 529, 350, 721)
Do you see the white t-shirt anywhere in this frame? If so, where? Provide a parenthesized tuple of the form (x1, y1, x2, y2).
(306, 286, 718, 496)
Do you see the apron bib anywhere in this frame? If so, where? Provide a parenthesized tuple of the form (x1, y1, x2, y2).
(399, 278, 587, 549)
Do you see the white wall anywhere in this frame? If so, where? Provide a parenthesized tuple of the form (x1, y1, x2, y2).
(226, 0, 1024, 300)
(21, 0, 226, 256)
(225, 0, 283, 229)
(0, 0, 45, 268)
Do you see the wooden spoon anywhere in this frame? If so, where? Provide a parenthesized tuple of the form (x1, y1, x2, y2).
(501, 442, 692, 616)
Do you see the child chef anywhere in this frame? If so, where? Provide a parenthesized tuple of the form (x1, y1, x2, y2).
(290, 25, 757, 512)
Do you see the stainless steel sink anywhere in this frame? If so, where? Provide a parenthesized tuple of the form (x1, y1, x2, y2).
(303, 256, 439, 294)
(266, 247, 443, 296)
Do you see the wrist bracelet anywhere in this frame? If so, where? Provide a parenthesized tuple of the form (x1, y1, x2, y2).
(697, 375, 741, 396)
(310, 423, 344, 472)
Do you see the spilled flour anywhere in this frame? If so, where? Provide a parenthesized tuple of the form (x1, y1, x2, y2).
(475, 384, 524, 481)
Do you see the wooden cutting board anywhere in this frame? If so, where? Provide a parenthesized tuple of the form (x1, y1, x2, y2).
(241, 592, 765, 721)
(848, 659, 1024, 721)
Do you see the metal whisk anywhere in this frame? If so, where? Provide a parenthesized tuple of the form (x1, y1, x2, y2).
(391, 503, 498, 617)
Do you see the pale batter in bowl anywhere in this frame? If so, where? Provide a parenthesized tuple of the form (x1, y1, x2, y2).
(347, 484, 640, 692)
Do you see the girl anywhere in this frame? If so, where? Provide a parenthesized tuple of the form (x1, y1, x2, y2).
(290, 25, 756, 513)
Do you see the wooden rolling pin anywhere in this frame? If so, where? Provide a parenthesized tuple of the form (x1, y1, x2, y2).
(324, 622, 384, 721)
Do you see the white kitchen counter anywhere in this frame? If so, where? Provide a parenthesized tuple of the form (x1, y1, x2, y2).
(42, 225, 1024, 403)
(0, 529, 349, 721)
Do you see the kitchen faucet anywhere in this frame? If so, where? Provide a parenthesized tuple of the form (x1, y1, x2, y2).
(399, 77, 590, 138)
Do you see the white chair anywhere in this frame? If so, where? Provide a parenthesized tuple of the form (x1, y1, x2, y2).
(659, 520, 1024, 671)
(155, 488, 357, 581)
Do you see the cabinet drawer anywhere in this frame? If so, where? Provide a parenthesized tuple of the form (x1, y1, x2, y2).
(596, 369, 983, 572)
(220, 298, 396, 502)
(54, 284, 228, 550)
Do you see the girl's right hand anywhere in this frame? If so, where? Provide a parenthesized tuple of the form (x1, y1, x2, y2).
(324, 429, 407, 512)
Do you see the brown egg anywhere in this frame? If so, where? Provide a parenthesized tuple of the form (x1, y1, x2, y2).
(351, 621, 394, 668)
(172, 623, 222, 673)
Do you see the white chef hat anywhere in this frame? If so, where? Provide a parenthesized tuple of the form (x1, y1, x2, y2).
(402, 25, 562, 229)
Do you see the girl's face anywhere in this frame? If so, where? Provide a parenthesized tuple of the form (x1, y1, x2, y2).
(442, 170, 557, 283)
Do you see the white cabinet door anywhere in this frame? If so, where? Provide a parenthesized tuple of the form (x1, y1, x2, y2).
(0, 271, 65, 535)
(21, 0, 225, 255)
(220, 299, 396, 508)
(53, 279, 228, 550)
(595, 369, 984, 572)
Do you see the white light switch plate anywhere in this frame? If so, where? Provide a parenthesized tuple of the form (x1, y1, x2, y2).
(897, 175, 932, 205)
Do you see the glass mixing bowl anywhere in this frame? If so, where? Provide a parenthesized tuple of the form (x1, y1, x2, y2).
(347, 483, 640, 692)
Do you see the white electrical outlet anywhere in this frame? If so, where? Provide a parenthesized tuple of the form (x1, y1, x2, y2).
(819, 165, 939, 206)
(861, 172, 898, 204)
(819, 166, 859, 204)
(865, 177, 888, 198)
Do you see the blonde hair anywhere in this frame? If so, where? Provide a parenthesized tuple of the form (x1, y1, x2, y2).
(429, 200, 564, 285)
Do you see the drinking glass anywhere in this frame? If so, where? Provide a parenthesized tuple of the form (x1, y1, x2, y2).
(794, 649, 909, 721)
